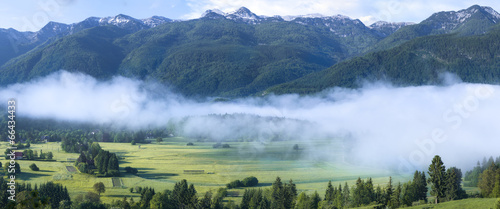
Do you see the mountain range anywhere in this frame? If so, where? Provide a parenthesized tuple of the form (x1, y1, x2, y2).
(1, 5, 499, 97)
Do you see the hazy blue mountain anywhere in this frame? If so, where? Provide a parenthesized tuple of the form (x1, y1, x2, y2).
(0, 14, 173, 67)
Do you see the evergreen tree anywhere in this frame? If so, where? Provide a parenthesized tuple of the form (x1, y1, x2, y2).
(16, 190, 50, 209)
(284, 179, 297, 209)
(479, 163, 500, 197)
(107, 153, 120, 176)
(259, 195, 271, 209)
(390, 182, 401, 208)
(46, 152, 53, 160)
(294, 192, 309, 209)
(94, 150, 109, 174)
(352, 177, 364, 207)
(241, 189, 252, 209)
(249, 189, 263, 209)
(333, 183, 343, 208)
(310, 191, 321, 209)
(428, 155, 447, 203)
(414, 171, 428, 202)
(76, 152, 87, 164)
(188, 184, 198, 205)
(172, 179, 197, 208)
(375, 185, 383, 205)
(365, 178, 375, 204)
(342, 182, 350, 208)
(325, 181, 334, 202)
(445, 167, 466, 201)
(465, 162, 483, 187)
(199, 191, 212, 209)
(211, 188, 225, 209)
(90, 142, 102, 158)
(271, 177, 284, 209)
(401, 182, 413, 207)
(384, 177, 393, 206)
(0, 177, 8, 206)
(492, 174, 500, 198)
(139, 187, 156, 208)
(37, 182, 71, 208)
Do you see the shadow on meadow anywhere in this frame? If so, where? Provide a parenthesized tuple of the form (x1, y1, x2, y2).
(254, 183, 272, 187)
(18, 170, 53, 181)
(136, 172, 178, 180)
(127, 167, 156, 171)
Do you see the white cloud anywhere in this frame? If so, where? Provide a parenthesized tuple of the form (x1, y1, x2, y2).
(1, 71, 499, 173)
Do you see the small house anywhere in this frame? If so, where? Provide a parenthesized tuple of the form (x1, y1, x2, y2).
(14, 152, 23, 160)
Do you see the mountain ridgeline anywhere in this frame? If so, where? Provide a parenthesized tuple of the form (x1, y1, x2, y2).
(1, 5, 500, 97)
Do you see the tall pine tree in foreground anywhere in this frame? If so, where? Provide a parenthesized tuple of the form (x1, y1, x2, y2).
(428, 155, 447, 203)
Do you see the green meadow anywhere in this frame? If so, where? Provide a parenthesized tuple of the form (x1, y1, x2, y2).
(405, 198, 498, 209)
(2, 138, 409, 204)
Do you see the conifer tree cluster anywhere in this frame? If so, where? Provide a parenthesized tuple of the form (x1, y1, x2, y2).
(0, 181, 70, 209)
(427, 155, 467, 203)
(74, 142, 120, 176)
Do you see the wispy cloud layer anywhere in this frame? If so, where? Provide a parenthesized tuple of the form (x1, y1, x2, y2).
(1, 70, 498, 172)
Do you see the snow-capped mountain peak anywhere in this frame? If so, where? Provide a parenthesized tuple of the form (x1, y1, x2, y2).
(482, 6, 500, 19)
(100, 14, 136, 25)
(231, 7, 255, 18)
(226, 7, 260, 21)
(369, 21, 415, 37)
(369, 21, 415, 28)
(141, 16, 172, 27)
(282, 14, 325, 21)
(202, 9, 226, 18)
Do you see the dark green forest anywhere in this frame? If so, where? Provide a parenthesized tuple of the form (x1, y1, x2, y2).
(2, 6, 500, 97)
(269, 25, 500, 94)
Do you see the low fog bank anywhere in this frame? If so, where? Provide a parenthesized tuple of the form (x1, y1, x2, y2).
(1, 70, 499, 173)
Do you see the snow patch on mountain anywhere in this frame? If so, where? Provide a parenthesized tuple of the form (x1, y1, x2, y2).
(483, 6, 500, 19)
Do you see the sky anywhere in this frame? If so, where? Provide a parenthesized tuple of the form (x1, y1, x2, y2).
(1, 0, 500, 31)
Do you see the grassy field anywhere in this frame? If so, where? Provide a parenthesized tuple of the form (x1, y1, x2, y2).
(404, 198, 498, 209)
(2, 138, 410, 204)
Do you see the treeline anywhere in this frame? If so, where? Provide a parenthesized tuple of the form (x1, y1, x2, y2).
(464, 156, 500, 187)
(111, 179, 229, 209)
(240, 155, 464, 209)
(21, 149, 53, 160)
(1, 113, 318, 146)
(463, 155, 500, 198)
(61, 130, 154, 153)
(0, 115, 170, 147)
(74, 142, 120, 177)
(276, 172, 427, 209)
(0, 155, 479, 209)
(0, 180, 70, 208)
(227, 176, 259, 189)
(478, 163, 500, 198)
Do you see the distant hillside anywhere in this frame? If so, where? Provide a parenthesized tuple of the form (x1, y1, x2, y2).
(1, 5, 500, 97)
(366, 5, 500, 53)
(267, 24, 500, 94)
(0, 7, 392, 97)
